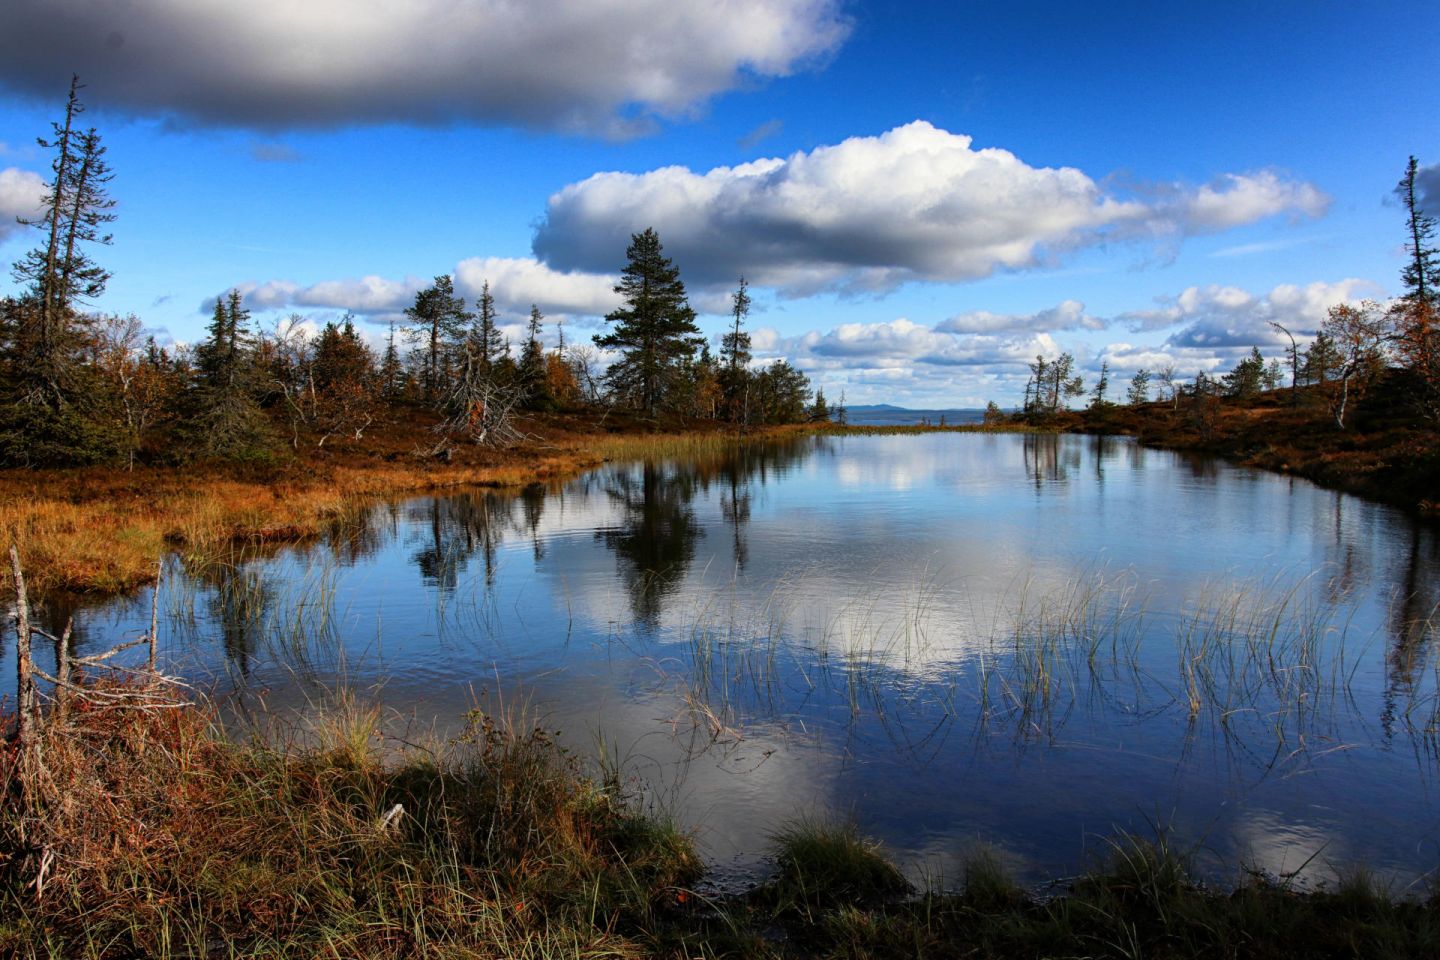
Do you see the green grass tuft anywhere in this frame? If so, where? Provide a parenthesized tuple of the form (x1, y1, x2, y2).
(765, 817, 913, 914)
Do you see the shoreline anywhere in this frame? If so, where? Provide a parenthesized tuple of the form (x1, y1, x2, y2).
(3, 398, 1433, 600)
(0, 413, 818, 598)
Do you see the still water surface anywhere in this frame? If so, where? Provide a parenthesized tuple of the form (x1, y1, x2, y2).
(25, 433, 1440, 889)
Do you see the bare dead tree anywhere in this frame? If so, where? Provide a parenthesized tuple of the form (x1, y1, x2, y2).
(438, 351, 528, 447)
(10, 546, 37, 758)
(265, 314, 317, 448)
(9, 547, 179, 776)
(1155, 364, 1180, 411)
(1268, 321, 1302, 408)
(566, 343, 605, 404)
(92, 314, 175, 469)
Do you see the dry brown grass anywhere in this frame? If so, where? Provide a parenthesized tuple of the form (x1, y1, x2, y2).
(0, 412, 806, 597)
(0, 679, 701, 958)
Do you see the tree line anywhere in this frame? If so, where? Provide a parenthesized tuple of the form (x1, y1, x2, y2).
(0, 81, 831, 468)
(1004, 156, 1440, 433)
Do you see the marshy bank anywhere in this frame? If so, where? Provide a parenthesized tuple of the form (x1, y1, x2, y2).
(1032, 373, 1440, 516)
(3, 682, 1438, 959)
(0, 412, 823, 597)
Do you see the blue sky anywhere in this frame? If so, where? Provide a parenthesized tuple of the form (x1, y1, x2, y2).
(1, 0, 1436, 407)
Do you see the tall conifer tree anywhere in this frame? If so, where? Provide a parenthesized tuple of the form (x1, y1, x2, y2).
(1, 76, 118, 463)
(594, 228, 700, 414)
(1394, 156, 1440, 420)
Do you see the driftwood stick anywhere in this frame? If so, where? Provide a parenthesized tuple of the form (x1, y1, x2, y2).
(29, 671, 191, 706)
(72, 637, 148, 667)
(54, 618, 73, 724)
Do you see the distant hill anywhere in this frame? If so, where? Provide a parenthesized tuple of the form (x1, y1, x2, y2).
(839, 404, 985, 426)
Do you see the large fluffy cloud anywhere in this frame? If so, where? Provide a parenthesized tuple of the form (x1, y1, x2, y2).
(237, 276, 421, 314)
(0, 0, 849, 133)
(0, 167, 47, 243)
(532, 121, 1329, 294)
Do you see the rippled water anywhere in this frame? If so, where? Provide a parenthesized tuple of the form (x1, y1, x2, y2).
(17, 433, 1440, 889)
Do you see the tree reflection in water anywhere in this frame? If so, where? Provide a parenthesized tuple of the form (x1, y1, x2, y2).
(598, 462, 704, 627)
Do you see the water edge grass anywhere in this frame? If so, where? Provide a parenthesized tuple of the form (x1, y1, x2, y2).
(3, 683, 1440, 959)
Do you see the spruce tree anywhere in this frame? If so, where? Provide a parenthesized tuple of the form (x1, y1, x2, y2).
(473, 281, 504, 376)
(0, 76, 119, 464)
(1089, 361, 1111, 409)
(594, 228, 700, 415)
(1127, 369, 1152, 406)
(1394, 156, 1440, 420)
(380, 318, 403, 399)
(310, 316, 378, 443)
(404, 275, 468, 401)
(721, 277, 752, 373)
(518, 304, 550, 408)
(10, 76, 115, 404)
(810, 388, 830, 422)
(1398, 157, 1439, 306)
(719, 277, 753, 424)
(1223, 347, 1265, 399)
(1301, 332, 1341, 384)
(188, 290, 269, 458)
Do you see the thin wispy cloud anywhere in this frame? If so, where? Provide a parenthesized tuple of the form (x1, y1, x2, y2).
(1208, 235, 1329, 258)
(250, 142, 300, 163)
(738, 119, 784, 150)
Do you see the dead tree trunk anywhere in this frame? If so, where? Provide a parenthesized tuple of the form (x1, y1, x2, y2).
(9, 546, 36, 756)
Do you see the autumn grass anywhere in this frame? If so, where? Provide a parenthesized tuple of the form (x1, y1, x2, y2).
(0, 682, 702, 959)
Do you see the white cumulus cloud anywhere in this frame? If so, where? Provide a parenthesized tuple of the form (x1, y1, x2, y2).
(453, 257, 620, 318)
(0, 0, 850, 133)
(1120, 278, 1381, 350)
(937, 299, 1104, 335)
(533, 121, 1330, 294)
(1179, 171, 1329, 231)
(761, 317, 1059, 372)
(0, 167, 47, 243)
(219, 259, 619, 328)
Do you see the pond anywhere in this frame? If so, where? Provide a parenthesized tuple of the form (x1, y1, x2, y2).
(17, 433, 1440, 891)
